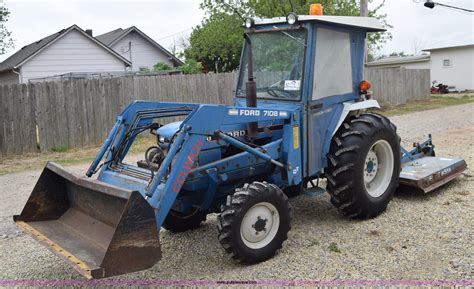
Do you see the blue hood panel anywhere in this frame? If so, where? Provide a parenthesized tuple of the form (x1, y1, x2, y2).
(157, 121, 182, 140)
(156, 101, 302, 141)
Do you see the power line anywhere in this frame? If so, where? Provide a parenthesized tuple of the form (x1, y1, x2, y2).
(423, 1, 474, 13)
(157, 27, 193, 41)
(437, 4, 474, 15)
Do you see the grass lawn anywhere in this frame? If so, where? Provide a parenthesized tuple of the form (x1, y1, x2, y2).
(0, 135, 156, 175)
(375, 94, 474, 117)
(1, 94, 473, 175)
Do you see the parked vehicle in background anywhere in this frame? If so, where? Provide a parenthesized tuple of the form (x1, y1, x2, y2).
(431, 81, 450, 94)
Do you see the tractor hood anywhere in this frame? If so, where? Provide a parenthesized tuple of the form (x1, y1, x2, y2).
(157, 101, 302, 142)
(157, 121, 182, 141)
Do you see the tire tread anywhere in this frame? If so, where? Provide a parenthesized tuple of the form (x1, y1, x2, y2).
(325, 113, 400, 219)
(217, 182, 291, 263)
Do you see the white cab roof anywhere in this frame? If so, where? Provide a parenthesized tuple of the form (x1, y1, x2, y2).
(253, 15, 386, 32)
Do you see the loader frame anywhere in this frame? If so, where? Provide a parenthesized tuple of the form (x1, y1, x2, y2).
(87, 101, 302, 229)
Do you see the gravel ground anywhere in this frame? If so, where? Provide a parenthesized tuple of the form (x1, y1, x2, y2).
(0, 103, 472, 281)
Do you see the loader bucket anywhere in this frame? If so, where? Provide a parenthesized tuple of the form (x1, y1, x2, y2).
(399, 156, 467, 193)
(13, 162, 161, 279)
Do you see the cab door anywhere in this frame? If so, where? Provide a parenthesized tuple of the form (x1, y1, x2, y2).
(307, 26, 360, 177)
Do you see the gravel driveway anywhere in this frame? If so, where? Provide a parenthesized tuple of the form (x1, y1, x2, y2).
(0, 103, 472, 282)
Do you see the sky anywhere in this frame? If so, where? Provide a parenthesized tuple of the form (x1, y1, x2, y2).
(0, 0, 473, 62)
(379, 0, 473, 54)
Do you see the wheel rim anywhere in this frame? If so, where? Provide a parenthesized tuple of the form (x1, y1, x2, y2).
(363, 140, 394, 198)
(240, 202, 280, 249)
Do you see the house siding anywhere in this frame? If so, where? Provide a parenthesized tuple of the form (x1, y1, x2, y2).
(110, 31, 174, 71)
(429, 46, 474, 91)
(20, 29, 126, 82)
(0, 70, 20, 85)
(367, 61, 431, 70)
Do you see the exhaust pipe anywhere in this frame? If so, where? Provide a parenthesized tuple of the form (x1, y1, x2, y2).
(244, 33, 258, 140)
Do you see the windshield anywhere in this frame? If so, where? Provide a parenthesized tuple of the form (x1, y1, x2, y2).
(237, 29, 306, 100)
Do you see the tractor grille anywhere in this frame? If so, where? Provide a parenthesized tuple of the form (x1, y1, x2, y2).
(110, 164, 152, 181)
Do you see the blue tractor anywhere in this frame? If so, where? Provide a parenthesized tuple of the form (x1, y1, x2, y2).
(14, 12, 466, 279)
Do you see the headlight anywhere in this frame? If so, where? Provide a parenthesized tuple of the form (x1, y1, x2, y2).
(159, 136, 165, 143)
(286, 12, 298, 25)
(244, 17, 254, 29)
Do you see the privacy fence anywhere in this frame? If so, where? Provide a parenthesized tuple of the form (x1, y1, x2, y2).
(0, 68, 429, 158)
(365, 68, 430, 106)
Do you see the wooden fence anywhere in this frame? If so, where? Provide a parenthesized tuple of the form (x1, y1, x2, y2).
(365, 67, 430, 105)
(0, 68, 429, 158)
(0, 85, 37, 156)
(31, 73, 236, 153)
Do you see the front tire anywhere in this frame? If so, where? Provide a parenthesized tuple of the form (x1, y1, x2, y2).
(218, 182, 291, 263)
(162, 208, 207, 233)
(326, 113, 400, 218)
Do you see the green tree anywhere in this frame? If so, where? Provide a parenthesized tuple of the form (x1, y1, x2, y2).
(248, 1, 392, 57)
(181, 59, 203, 74)
(153, 62, 172, 72)
(184, 12, 243, 73)
(185, 0, 391, 72)
(388, 51, 413, 57)
(0, 5, 14, 55)
(369, 51, 413, 62)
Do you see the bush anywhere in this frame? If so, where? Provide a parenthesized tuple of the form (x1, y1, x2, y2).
(181, 60, 203, 75)
(51, 146, 68, 153)
(153, 62, 172, 72)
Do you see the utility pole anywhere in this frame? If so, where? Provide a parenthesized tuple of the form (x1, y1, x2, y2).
(360, 0, 369, 64)
(360, 0, 368, 16)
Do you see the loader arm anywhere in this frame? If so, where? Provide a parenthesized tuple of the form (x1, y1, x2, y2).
(94, 101, 296, 228)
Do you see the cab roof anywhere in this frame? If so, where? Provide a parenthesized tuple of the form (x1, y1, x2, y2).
(253, 15, 386, 32)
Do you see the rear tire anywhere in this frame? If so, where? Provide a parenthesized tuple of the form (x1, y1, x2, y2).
(326, 113, 400, 218)
(162, 208, 207, 233)
(218, 182, 291, 263)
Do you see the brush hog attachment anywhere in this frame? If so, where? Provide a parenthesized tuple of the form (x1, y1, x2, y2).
(399, 157, 467, 193)
(13, 162, 161, 279)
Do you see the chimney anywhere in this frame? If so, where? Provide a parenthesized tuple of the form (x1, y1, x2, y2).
(85, 29, 93, 36)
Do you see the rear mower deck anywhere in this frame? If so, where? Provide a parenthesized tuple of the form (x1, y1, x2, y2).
(399, 157, 467, 193)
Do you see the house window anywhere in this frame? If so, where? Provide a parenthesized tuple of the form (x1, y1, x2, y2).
(139, 67, 150, 72)
(443, 59, 451, 67)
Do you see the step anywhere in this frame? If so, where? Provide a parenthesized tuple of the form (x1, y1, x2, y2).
(303, 186, 326, 197)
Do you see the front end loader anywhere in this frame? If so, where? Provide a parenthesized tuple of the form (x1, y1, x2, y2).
(14, 10, 466, 279)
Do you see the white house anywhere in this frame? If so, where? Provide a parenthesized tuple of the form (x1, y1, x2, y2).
(95, 26, 183, 72)
(0, 25, 131, 84)
(366, 54, 431, 69)
(423, 40, 474, 91)
(367, 40, 474, 91)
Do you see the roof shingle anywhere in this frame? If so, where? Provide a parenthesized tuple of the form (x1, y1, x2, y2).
(95, 26, 183, 66)
(95, 27, 133, 46)
(0, 28, 68, 72)
(0, 25, 131, 73)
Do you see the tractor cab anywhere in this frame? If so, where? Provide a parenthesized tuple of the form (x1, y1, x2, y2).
(235, 14, 384, 106)
(234, 13, 385, 176)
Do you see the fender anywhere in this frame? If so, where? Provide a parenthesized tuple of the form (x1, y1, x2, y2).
(331, 99, 380, 137)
